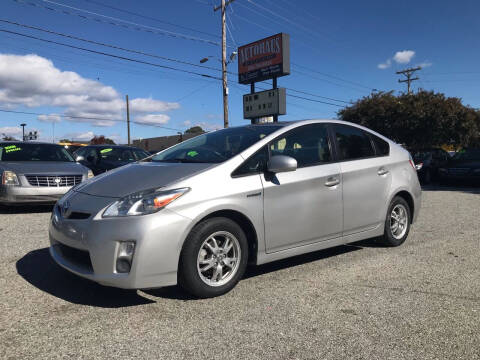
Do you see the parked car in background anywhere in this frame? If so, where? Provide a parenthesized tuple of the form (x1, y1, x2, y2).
(59, 142, 87, 155)
(73, 145, 150, 175)
(438, 148, 480, 184)
(50, 120, 421, 298)
(412, 148, 450, 184)
(0, 142, 92, 205)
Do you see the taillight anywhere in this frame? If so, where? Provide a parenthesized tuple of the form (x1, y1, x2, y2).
(408, 157, 416, 171)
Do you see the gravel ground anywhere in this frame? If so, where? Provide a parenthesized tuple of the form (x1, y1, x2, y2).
(1, 187, 479, 360)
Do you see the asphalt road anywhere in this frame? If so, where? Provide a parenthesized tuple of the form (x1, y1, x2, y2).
(1, 186, 479, 360)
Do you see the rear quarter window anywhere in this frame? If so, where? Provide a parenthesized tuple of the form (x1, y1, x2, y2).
(371, 134, 390, 156)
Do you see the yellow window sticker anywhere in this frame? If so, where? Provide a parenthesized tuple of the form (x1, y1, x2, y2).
(100, 148, 113, 154)
(4, 145, 22, 153)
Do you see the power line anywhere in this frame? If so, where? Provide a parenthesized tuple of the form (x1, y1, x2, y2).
(12, 0, 220, 46)
(0, 109, 185, 132)
(292, 63, 375, 91)
(245, 0, 337, 44)
(0, 19, 223, 73)
(0, 28, 222, 80)
(0, 21, 352, 105)
(81, 0, 220, 39)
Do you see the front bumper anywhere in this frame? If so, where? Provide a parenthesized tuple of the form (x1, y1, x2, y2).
(0, 185, 72, 204)
(49, 192, 192, 289)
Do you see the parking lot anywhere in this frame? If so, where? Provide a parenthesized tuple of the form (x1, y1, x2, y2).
(0, 186, 478, 360)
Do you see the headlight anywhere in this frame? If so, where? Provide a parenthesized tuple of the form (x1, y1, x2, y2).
(2, 171, 19, 186)
(102, 187, 190, 217)
(87, 170, 94, 179)
(415, 163, 423, 170)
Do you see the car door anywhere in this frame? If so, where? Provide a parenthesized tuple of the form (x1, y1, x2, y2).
(262, 123, 343, 253)
(331, 124, 392, 236)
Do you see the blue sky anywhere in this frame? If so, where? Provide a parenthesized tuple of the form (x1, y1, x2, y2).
(0, 0, 479, 143)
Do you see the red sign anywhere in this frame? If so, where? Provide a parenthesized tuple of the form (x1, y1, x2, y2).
(238, 33, 290, 84)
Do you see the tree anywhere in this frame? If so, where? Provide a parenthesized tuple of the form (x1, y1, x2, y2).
(185, 126, 205, 134)
(90, 135, 116, 145)
(338, 90, 480, 149)
(1, 134, 17, 141)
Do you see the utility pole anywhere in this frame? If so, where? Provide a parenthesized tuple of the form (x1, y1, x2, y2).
(214, 0, 235, 128)
(126, 94, 131, 146)
(20, 123, 26, 141)
(396, 66, 421, 94)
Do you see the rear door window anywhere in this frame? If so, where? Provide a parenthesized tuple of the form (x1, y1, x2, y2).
(332, 124, 375, 161)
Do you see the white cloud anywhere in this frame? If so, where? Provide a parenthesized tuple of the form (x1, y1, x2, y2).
(0, 126, 22, 136)
(62, 131, 95, 141)
(418, 61, 432, 68)
(0, 53, 180, 127)
(393, 50, 415, 64)
(37, 113, 61, 123)
(130, 98, 180, 113)
(377, 59, 392, 69)
(192, 121, 222, 131)
(135, 114, 170, 125)
(182, 120, 192, 127)
(378, 50, 417, 70)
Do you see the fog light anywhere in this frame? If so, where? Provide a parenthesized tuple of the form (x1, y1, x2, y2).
(116, 259, 131, 273)
(116, 241, 135, 273)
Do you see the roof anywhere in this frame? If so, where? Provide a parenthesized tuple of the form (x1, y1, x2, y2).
(0, 141, 63, 145)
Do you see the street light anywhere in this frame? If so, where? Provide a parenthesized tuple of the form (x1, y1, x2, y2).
(199, 51, 237, 129)
(20, 123, 26, 142)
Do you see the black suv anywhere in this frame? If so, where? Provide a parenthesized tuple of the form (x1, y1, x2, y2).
(412, 148, 450, 184)
(73, 145, 150, 175)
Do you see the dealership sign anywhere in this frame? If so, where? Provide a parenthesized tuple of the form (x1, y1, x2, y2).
(238, 33, 290, 84)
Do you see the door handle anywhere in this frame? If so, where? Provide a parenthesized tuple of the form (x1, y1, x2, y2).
(378, 167, 389, 176)
(325, 177, 340, 187)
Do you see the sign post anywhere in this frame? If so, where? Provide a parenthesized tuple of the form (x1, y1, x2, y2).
(238, 33, 290, 123)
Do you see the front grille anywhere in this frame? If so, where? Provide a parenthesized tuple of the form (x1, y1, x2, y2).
(54, 243, 93, 272)
(25, 174, 82, 187)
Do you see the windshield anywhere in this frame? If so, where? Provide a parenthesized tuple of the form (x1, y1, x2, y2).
(0, 143, 74, 162)
(453, 149, 480, 161)
(151, 125, 283, 163)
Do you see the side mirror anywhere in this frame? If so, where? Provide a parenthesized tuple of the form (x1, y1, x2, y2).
(267, 155, 297, 173)
(75, 155, 85, 162)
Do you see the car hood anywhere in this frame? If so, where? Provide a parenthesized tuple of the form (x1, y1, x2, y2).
(75, 161, 215, 198)
(0, 161, 87, 174)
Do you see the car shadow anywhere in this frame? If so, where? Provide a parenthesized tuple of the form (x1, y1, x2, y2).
(0, 204, 54, 214)
(16, 248, 155, 308)
(17, 242, 378, 305)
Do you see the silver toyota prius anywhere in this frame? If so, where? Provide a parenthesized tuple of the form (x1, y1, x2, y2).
(49, 120, 421, 298)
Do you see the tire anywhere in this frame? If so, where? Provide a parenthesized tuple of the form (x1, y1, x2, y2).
(178, 217, 248, 298)
(378, 196, 411, 247)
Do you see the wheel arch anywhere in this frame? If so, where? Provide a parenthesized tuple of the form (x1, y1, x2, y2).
(180, 209, 259, 265)
(393, 190, 415, 223)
